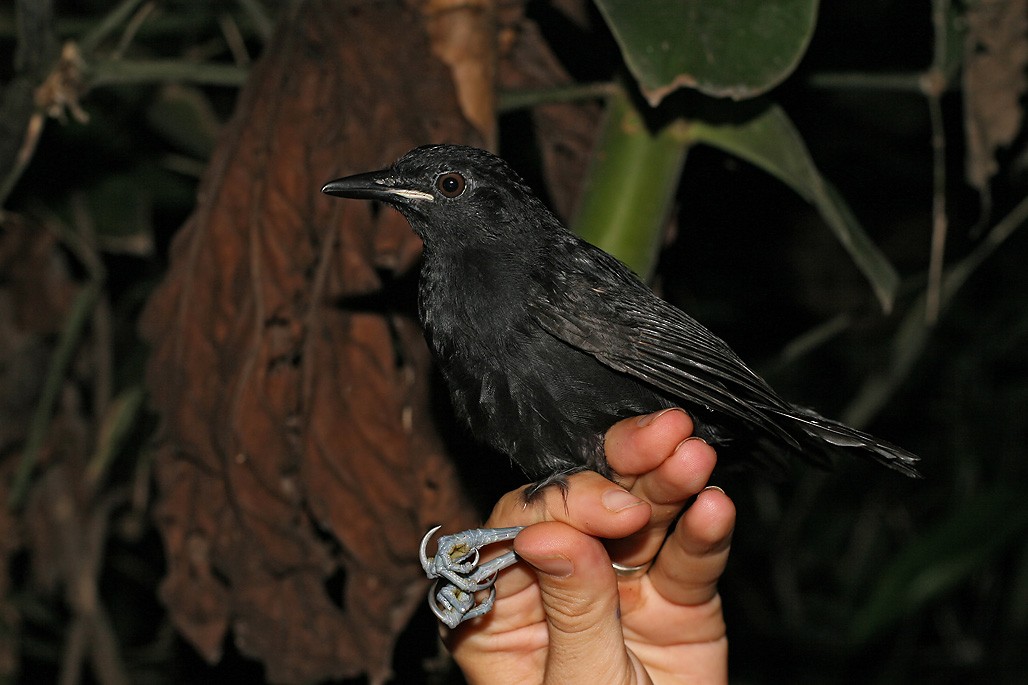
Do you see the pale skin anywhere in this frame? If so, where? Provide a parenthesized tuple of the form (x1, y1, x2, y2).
(446, 408, 735, 685)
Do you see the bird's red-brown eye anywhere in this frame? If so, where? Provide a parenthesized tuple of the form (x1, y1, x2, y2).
(436, 172, 466, 198)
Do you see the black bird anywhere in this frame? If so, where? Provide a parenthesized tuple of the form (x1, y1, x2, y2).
(322, 144, 921, 492)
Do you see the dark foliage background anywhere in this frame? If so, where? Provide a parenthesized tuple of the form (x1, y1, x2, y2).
(1, 0, 1026, 683)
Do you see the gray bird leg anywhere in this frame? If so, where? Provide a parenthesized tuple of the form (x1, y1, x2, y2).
(420, 525, 525, 627)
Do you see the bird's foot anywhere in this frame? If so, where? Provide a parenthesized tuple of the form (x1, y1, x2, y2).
(420, 525, 524, 627)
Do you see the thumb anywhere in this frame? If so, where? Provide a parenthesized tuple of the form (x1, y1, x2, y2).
(514, 522, 637, 685)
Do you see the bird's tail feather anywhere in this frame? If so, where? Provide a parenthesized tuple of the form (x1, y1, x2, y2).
(770, 406, 922, 478)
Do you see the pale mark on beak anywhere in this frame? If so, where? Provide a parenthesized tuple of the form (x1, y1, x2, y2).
(387, 188, 435, 202)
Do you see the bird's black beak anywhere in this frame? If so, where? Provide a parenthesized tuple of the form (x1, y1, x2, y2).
(321, 169, 433, 203)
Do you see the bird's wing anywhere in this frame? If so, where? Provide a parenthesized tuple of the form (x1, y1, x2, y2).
(528, 244, 803, 448)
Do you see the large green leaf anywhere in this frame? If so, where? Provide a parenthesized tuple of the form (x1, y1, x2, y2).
(684, 103, 900, 311)
(594, 0, 819, 104)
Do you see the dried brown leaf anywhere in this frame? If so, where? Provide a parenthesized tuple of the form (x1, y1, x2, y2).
(139, 0, 609, 679)
(963, 0, 1028, 191)
(139, 1, 480, 682)
(422, 0, 500, 147)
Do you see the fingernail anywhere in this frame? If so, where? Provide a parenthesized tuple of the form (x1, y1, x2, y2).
(673, 435, 709, 454)
(703, 485, 726, 495)
(636, 407, 684, 427)
(602, 488, 645, 512)
(526, 553, 573, 577)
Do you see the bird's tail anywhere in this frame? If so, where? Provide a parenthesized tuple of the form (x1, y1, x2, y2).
(772, 406, 922, 478)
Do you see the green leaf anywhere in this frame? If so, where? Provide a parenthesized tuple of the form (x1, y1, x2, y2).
(572, 90, 690, 280)
(850, 488, 1028, 643)
(594, 0, 820, 105)
(685, 103, 900, 311)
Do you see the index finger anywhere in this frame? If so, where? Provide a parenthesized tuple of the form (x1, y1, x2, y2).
(484, 471, 651, 538)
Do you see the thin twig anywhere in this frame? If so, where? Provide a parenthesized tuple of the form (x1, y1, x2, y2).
(219, 13, 251, 66)
(945, 192, 1028, 298)
(773, 312, 853, 371)
(844, 194, 1028, 426)
(111, 0, 156, 60)
(79, 0, 147, 55)
(924, 0, 951, 324)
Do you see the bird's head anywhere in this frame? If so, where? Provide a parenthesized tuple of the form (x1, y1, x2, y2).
(321, 144, 556, 250)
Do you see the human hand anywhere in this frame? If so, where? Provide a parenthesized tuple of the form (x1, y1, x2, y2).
(445, 408, 734, 684)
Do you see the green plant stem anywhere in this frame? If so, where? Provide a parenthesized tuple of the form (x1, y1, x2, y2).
(87, 58, 249, 87)
(498, 81, 617, 113)
(571, 87, 690, 280)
